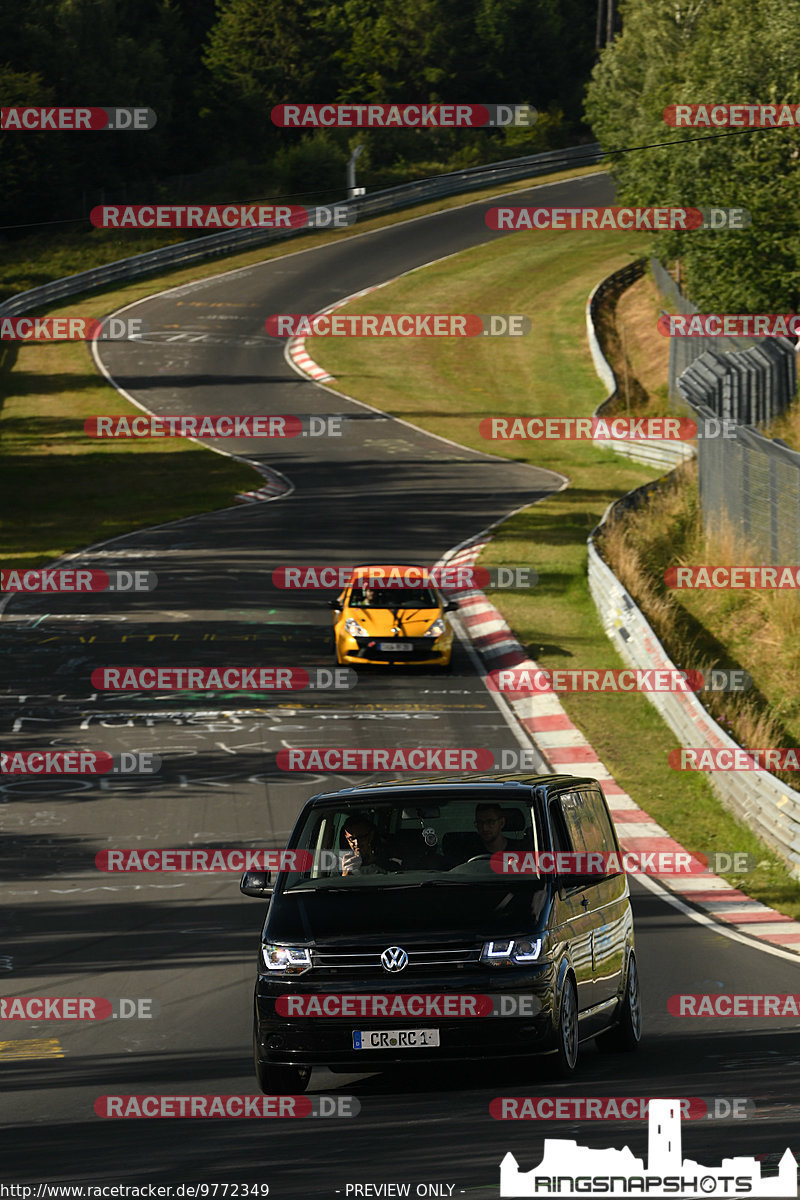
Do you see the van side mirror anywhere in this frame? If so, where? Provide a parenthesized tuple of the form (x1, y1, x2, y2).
(328, 599, 342, 610)
(444, 600, 459, 612)
(240, 870, 273, 898)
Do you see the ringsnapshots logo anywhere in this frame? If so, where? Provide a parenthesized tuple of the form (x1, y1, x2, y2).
(0, 996, 157, 1020)
(1, 567, 156, 592)
(271, 564, 537, 591)
(498, 1098, 797, 1197)
(84, 415, 345, 439)
(271, 103, 537, 128)
(89, 667, 356, 691)
(266, 314, 530, 337)
(664, 103, 800, 127)
(1, 750, 160, 775)
(1, 107, 156, 130)
(665, 566, 800, 589)
(670, 747, 800, 772)
(487, 668, 751, 694)
(0, 316, 146, 341)
(480, 417, 696, 441)
(658, 313, 800, 337)
(90, 204, 354, 229)
(94, 1095, 358, 1118)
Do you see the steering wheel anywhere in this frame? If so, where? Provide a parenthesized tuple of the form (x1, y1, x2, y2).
(465, 854, 492, 864)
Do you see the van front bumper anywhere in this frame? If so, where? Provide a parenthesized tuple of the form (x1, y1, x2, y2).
(254, 966, 559, 1068)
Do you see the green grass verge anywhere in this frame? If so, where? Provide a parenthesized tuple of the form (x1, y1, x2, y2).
(307, 229, 800, 920)
(0, 164, 602, 568)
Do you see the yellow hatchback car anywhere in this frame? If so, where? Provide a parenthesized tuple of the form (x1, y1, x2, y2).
(330, 564, 458, 669)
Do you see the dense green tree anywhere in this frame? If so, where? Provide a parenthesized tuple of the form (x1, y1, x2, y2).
(585, 0, 800, 309)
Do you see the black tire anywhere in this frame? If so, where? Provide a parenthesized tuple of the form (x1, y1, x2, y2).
(253, 1033, 311, 1095)
(596, 951, 642, 1053)
(551, 975, 579, 1078)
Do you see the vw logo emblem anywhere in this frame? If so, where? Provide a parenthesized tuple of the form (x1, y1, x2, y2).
(381, 946, 409, 973)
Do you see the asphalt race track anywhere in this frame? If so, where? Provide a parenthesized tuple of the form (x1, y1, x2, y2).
(2, 172, 799, 1196)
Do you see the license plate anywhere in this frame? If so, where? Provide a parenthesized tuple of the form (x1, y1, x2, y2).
(353, 1028, 439, 1049)
(380, 642, 412, 652)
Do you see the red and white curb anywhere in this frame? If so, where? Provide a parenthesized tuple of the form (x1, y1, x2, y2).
(288, 340, 334, 383)
(235, 464, 294, 504)
(286, 281, 389, 383)
(445, 538, 800, 955)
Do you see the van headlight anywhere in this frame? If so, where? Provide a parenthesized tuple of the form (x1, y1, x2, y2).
(424, 618, 446, 638)
(481, 938, 542, 965)
(261, 944, 312, 975)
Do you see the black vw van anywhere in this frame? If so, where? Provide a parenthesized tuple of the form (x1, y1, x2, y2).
(241, 774, 641, 1093)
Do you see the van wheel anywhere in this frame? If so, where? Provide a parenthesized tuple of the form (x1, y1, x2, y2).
(596, 951, 642, 1053)
(552, 976, 579, 1077)
(254, 1034, 311, 1094)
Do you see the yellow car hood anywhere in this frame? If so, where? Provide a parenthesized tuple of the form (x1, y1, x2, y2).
(346, 606, 442, 636)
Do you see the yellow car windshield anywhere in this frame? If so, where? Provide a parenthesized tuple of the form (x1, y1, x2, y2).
(349, 586, 437, 608)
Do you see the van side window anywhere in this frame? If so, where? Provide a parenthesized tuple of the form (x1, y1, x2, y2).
(550, 795, 577, 852)
(578, 789, 617, 855)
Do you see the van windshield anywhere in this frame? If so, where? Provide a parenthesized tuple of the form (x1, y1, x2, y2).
(281, 795, 539, 891)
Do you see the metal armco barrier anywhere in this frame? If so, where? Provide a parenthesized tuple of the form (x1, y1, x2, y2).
(587, 500, 800, 880)
(586, 259, 694, 469)
(0, 143, 603, 320)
